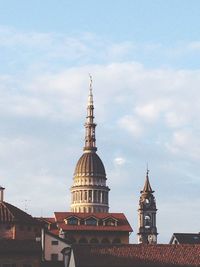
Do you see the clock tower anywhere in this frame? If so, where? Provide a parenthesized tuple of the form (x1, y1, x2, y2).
(138, 169, 158, 244)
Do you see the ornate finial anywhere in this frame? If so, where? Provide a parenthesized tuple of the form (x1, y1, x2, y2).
(89, 73, 92, 90)
(88, 74, 93, 106)
(146, 163, 149, 177)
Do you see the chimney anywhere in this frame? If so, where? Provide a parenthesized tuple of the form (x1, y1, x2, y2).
(0, 186, 5, 202)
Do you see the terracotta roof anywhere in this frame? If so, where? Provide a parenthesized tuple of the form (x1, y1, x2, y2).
(170, 233, 200, 244)
(0, 201, 40, 224)
(71, 244, 200, 267)
(49, 229, 60, 236)
(54, 212, 132, 232)
(42, 217, 55, 223)
(37, 217, 55, 225)
(74, 152, 106, 177)
(0, 239, 41, 254)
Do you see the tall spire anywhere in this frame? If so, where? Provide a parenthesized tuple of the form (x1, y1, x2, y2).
(71, 77, 110, 213)
(141, 168, 154, 193)
(84, 74, 97, 152)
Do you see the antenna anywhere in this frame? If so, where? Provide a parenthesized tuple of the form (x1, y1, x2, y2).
(22, 199, 30, 213)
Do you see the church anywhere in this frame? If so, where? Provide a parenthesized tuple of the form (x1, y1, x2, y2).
(41, 79, 133, 250)
(40, 78, 158, 261)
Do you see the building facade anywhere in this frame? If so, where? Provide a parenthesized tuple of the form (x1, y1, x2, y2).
(54, 212, 132, 245)
(41, 229, 70, 261)
(137, 170, 158, 244)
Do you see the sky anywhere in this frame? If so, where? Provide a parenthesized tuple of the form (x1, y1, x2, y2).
(0, 0, 200, 243)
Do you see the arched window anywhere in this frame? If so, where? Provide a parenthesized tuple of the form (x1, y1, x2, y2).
(101, 238, 110, 244)
(79, 238, 88, 244)
(90, 238, 99, 244)
(112, 238, 121, 244)
(144, 215, 151, 229)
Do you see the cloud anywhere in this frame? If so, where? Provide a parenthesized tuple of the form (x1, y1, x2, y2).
(165, 111, 188, 128)
(118, 115, 143, 137)
(114, 157, 126, 166)
(165, 129, 200, 161)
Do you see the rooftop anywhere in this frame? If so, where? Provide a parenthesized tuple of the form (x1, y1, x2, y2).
(54, 212, 133, 232)
(71, 244, 200, 267)
(0, 201, 41, 224)
(170, 233, 200, 244)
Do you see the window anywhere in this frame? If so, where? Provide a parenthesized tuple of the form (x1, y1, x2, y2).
(84, 191, 87, 200)
(51, 254, 58, 261)
(51, 240, 58, 245)
(88, 190, 92, 202)
(144, 215, 151, 229)
(104, 219, 116, 226)
(85, 217, 97, 226)
(67, 217, 78, 225)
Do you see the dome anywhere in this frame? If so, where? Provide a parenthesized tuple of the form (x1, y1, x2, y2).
(74, 152, 106, 177)
(0, 201, 39, 224)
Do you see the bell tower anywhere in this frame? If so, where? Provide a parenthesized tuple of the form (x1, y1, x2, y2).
(138, 169, 158, 244)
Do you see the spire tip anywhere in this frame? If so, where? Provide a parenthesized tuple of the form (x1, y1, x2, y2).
(146, 163, 149, 177)
(88, 74, 93, 105)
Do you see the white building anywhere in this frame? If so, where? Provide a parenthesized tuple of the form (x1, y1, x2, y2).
(42, 229, 70, 261)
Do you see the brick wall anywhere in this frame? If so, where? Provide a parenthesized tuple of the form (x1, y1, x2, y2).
(0, 223, 41, 240)
(14, 225, 41, 240)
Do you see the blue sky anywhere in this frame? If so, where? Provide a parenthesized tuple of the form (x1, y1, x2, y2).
(0, 0, 200, 243)
(1, 0, 200, 43)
